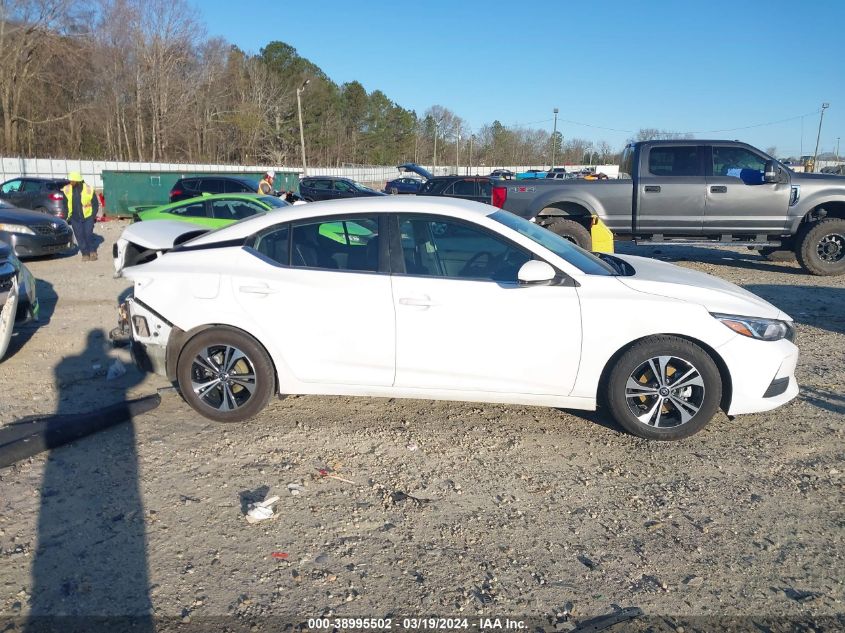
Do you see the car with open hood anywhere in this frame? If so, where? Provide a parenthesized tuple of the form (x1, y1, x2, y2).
(112, 197, 799, 441)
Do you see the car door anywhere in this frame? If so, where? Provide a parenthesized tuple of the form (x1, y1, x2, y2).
(389, 214, 582, 395)
(18, 179, 42, 210)
(306, 179, 333, 201)
(333, 180, 356, 199)
(636, 145, 706, 234)
(234, 214, 395, 386)
(0, 179, 25, 208)
(704, 145, 792, 233)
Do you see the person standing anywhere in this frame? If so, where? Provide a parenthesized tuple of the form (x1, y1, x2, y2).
(62, 171, 100, 261)
(258, 170, 275, 195)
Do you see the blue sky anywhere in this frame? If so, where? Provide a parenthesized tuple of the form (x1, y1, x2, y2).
(195, 0, 843, 157)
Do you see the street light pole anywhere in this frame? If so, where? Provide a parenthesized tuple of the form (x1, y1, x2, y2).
(469, 134, 474, 175)
(551, 107, 559, 170)
(456, 133, 461, 175)
(813, 102, 829, 172)
(836, 137, 841, 161)
(296, 79, 310, 176)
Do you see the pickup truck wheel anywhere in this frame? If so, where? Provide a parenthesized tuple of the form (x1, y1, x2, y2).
(795, 218, 845, 276)
(606, 336, 721, 441)
(543, 218, 592, 250)
(176, 328, 274, 423)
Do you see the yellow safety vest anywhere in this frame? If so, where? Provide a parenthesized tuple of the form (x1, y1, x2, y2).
(62, 183, 95, 219)
(258, 179, 273, 195)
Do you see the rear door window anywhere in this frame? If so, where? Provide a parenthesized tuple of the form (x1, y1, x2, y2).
(20, 180, 43, 192)
(211, 199, 266, 221)
(199, 179, 225, 194)
(647, 147, 703, 177)
(168, 201, 208, 218)
(290, 216, 380, 272)
(451, 179, 477, 197)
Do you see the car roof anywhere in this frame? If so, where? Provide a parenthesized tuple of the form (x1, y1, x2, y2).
(187, 196, 496, 246)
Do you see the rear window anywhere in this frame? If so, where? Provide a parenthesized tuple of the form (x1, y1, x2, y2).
(648, 146, 702, 177)
(259, 195, 289, 208)
(228, 179, 258, 193)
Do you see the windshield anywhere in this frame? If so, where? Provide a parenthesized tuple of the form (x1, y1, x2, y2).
(353, 181, 377, 193)
(490, 211, 616, 276)
(260, 195, 289, 208)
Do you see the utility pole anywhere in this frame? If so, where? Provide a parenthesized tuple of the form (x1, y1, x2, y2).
(836, 137, 841, 161)
(551, 107, 559, 170)
(813, 102, 829, 172)
(456, 133, 461, 175)
(432, 121, 438, 175)
(296, 79, 310, 176)
(469, 134, 474, 175)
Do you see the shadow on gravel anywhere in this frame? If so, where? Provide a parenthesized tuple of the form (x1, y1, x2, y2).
(615, 244, 805, 276)
(799, 386, 845, 415)
(24, 329, 153, 632)
(744, 285, 845, 334)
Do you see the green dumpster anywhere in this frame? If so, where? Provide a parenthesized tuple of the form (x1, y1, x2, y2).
(102, 170, 300, 216)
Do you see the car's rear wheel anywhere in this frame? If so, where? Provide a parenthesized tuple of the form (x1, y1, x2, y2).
(176, 328, 274, 422)
(389, 187, 399, 195)
(795, 218, 845, 276)
(606, 336, 721, 440)
(543, 217, 592, 250)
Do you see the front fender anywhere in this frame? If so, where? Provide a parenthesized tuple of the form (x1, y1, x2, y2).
(789, 192, 845, 233)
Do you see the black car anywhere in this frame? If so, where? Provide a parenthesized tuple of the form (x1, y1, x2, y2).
(169, 176, 260, 202)
(416, 176, 493, 205)
(299, 177, 386, 202)
(0, 200, 75, 257)
(0, 177, 70, 218)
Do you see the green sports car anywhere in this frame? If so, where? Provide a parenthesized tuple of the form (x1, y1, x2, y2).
(135, 193, 375, 245)
(134, 193, 290, 229)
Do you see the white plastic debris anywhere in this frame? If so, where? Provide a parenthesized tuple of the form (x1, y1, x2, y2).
(245, 495, 279, 524)
(287, 483, 305, 496)
(106, 358, 126, 380)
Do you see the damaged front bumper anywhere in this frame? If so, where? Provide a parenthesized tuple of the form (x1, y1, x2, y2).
(111, 297, 172, 376)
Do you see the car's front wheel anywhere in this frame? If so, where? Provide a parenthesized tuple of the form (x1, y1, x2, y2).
(176, 327, 274, 422)
(606, 336, 722, 440)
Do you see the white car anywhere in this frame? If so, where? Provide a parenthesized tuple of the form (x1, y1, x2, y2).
(114, 197, 799, 440)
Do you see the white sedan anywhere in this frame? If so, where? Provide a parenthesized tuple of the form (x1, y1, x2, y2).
(114, 197, 798, 440)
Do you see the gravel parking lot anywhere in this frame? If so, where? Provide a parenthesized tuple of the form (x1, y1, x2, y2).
(0, 221, 843, 631)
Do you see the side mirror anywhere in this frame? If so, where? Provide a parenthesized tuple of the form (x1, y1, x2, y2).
(763, 159, 779, 183)
(518, 260, 557, 285)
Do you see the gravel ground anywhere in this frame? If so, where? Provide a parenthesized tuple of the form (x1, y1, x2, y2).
(0, 220, 843, 631)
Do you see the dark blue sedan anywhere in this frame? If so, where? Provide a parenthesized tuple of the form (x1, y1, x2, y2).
(383, 177, 424, 195)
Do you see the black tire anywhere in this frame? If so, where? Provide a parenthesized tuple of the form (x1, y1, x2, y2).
(795, 218, 845, 276)
(176, 327, 274, 423)
(389, 187, 399, 195)
(606, 336, 722, 441)
(543, 217, 592, 250)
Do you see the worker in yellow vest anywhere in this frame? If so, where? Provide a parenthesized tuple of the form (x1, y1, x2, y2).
(258, 170, 275, 195)
(62, 171, 100, 261)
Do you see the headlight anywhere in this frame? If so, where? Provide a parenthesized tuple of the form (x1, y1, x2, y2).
(0, 223, 34, 235)
(712, 313, 795, 342)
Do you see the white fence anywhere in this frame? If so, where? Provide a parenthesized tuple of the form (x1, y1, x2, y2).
(0, 157, 303, 189)
(0, 156, 622, 188)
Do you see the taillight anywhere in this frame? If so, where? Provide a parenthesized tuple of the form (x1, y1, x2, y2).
(49, 192, 63, 200)
(492, 185, 507, 208)
(170, 189, 183, 198)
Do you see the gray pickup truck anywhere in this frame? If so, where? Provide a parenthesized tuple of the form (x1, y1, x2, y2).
(492, 140, 845, 275)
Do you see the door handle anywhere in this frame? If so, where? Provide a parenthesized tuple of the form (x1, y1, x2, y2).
(710, 186, 727, 193)
(398, 296, 435, 307)
(239, 285, 278, 295)
(644, 185, 661, 193)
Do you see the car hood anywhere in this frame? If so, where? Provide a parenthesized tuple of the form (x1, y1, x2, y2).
(397, 163, 433, 180)
(790, 171, 845, 183)
(612, 254, 788, 320)
(0, 205, 65, 225)
(119, 220, 209, 250)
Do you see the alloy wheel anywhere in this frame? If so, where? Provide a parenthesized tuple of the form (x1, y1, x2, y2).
(624, 355, 705, 428)
(190, 344, 257, 412)
(817, 233, 845, 263)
